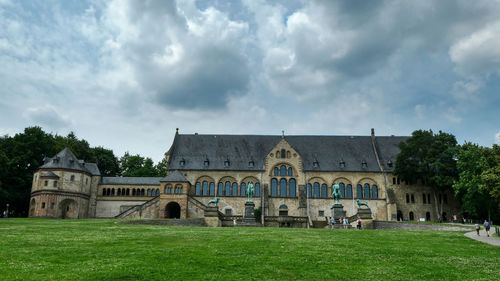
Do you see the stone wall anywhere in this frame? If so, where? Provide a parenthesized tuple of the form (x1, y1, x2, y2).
(29, 190, 89, 218)
(95, 199, 147, 218)
(373, 221, 472, 231)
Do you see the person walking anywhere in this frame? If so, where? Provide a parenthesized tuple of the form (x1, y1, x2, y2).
(475, 223, 480, 236)
(357, 218, 362, 230)
(483, 220, 491, 237)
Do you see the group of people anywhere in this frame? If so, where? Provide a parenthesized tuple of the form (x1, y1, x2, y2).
(327, 216, 363, 229)
(475, 220, 492, 237)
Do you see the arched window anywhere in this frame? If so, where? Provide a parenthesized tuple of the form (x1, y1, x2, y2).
(209, 182, 215, 196)
(364, 183, 370, 199)
(132, 189, 136, 196)
(372, 185, 378, 199)
(280, 165, 287, 176)
(156, 189, 160, 196)
(195, 182, 201, 196)
(276, 150, 280, 158)
(141, 189, 145, 196)
(202, 181, 208, 196)
(117, 188, 121, 196)
(289, 178, 296, 197)
(288, 167, 293, 176)
(255, 183, 261, 196)
(279, 204, 288, 216)
(346, 184, 353, 198)
(411, 194, 415, 203)
(180, 187, 183, 194)
(321, 184, 327, 198)
(240, 183, 246, 197)
(339, 183, 345, 198)
(313, 182, 320, 198)
(406, 193, 410, 203)
(281, 149, 286, 158)
(356, 184, 362, 198)
(218, 182, 223, 196)
(70, 175, 75, 181)
(422, 193, 427, 204)
(102, 189, 106, 196)
(409, 211, 414, 221)
(271, 178, 278, 197)
(126, 188, 130, 196)
(274, 167, 279, 176)
(225, 181, 231, 196)
(307, 183, 312, 197)
(279, 178, 287, 197)
(232, 183, 238, 196)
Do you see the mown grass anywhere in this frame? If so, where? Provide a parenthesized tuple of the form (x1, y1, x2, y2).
(0, 219, 498, 280)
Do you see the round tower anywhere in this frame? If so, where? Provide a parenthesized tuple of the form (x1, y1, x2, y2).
(29, 147, 100, 218)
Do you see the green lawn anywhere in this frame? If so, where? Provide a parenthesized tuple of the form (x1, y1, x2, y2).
(0, 219, 498, 280)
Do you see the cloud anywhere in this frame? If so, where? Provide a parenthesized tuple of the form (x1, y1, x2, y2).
(100, 0, 251, 110)
(495, 131, 500, 144)
(23, 106, 71, 129)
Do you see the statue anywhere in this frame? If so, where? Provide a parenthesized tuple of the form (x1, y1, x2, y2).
(207, 197, 220, 207)
(331, 181, 341, 205)
(247, 182, 254, 202)
(356, 199, 369, 208)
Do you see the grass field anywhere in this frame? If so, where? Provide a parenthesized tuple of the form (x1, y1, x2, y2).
(0, 219, 499, 280)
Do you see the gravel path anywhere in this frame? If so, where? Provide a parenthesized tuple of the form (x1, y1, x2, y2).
(464, 228, 500, 246)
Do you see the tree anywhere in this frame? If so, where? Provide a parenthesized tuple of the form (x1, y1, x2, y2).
(452, 143, 491, 220)
(479, 144, 500, 220)
(119, 153, 160, 177)
(54, 132, 94, 162)
(394, 130, 458, 221)
(91, 147, 119, 176)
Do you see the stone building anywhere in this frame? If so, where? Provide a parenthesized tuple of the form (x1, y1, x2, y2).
(29, 129, 460, 226)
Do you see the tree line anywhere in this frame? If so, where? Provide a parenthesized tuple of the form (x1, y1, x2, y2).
(0, 127, 167, 216)
(394, 130, 500, 222)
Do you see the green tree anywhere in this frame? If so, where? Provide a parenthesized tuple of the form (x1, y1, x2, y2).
(394, 130, 458, 221)
(54, 132, 95, 162)
(119, 153, 159, 177)
(91, 146, 119, 176)
(452, 143, 491, 220)
(479, 144, 500, 220)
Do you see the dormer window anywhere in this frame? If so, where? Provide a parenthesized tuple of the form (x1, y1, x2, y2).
(313, 160, 319, 168)
(387, 160, 393, 168)
(69, 159, 74, 165)
(224, 159, 230, 167)
(339, 160, 346, 168)
(204, 159, 210, 167)
(248, 161, 254, 167)
(361, 160, 367, 168)
(179, 159, 185, 166)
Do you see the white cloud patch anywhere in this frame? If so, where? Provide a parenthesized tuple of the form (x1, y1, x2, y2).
(495, 131, 500, 144)
(23, 106, 71, 129)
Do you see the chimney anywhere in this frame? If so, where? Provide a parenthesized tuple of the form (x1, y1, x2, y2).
(371, 128, 375, 136)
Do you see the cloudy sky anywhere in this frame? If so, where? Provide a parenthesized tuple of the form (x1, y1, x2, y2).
(1, 0, 500, 162)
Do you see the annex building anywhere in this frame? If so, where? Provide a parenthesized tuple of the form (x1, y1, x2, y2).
(28, 129, 460, 227)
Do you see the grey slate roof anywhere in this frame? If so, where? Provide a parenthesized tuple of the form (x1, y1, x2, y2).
(40, 171, 59, 178)
(160, 170, 189, 182)
(374, 136, 409, 172)
(168, 134, 409, 172)
(39, 147, 101, 176)
(100, 177, 163, 185)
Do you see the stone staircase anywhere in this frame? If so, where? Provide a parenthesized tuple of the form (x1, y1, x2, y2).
(115, 196, 160, 219)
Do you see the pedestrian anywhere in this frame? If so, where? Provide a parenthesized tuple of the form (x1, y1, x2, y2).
(233, 218, 237, 226)
(343, 217, 348, 229)
(330, 217, 335, 229)
(483, 220, 491, 237)
(357, 218, 362, 230)
(475, 223, 480, 236)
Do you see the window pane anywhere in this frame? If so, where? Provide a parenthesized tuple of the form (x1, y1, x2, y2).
(255, 183, 260, 196)
(347, 184, 353, 198)
(225, 181, 231, 196)
(321, 184, 327, 198)
(202, 181, 208, 196)
(288, 167, 293, 176)
(339, 183, 345, 198)
(280, 178, 287, 197)
(289, 178, 296, 197)
(195, 182, 201, 196)
(356, 184, 362, 198)
(314, 182, 320, 198)
(209, 182, 215, 196)
(372, 185, 378, 199)
(364, 183, 370, 199)
(218, 182, 223, 196)
(271, 178, 278, 197)
(274, 167, 279, 176)
(232, 183, 238, 196)
(280, 165, 287, 176)
(307, 184, 312, 197)
(241, 183, 246, 196)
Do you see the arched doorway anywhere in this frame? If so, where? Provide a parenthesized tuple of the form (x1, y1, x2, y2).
(59, 199, 78, 219)
(165, 202, 181, 219)
(426, 212, 431, 222)
(397, 210, 403, 221)
(29, 198, 36, 217)
(409, 211, 415, 221)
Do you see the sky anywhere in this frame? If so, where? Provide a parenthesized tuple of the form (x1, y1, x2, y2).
(1, 0, 500, 163)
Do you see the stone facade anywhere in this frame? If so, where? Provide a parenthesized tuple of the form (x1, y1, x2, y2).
(29, 130, 461, 226)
